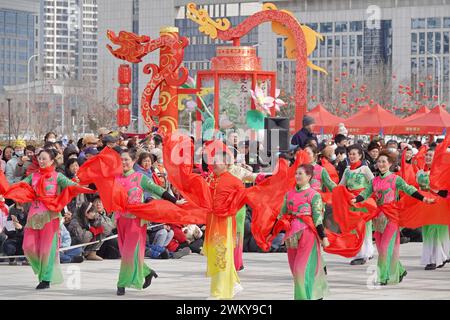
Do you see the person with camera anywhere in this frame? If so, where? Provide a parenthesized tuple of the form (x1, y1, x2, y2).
(67, 201, 105, 261)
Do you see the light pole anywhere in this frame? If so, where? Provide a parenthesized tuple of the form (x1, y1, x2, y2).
(27, 54, 39, 137)
(61, 79, 65, 135)
(6, 98, 12, 144)
(430, 54, 441, 106)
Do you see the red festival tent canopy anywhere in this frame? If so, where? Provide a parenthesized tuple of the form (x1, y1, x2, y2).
(397, 106, 450, 135)
(402, 105, 430, 122)
(343, 104, 404, 135)
(289, 104, 344, 134)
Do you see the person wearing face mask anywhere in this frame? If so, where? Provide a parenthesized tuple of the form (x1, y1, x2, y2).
(44, 132, 57, 144)
(5, 139, 27, 184)
(385, 140, 399, 153)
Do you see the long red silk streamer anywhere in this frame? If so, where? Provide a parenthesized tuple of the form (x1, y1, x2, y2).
(162, 133, 298, 251)
(412, 145, 428, 172)
(77, 146, 208, 225)
(321, 157, 339, 184)
(400, 149, 418, 188)
(0, 169, 94, 212)
(430, 135, 450, 191)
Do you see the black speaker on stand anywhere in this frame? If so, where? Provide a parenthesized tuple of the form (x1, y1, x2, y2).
(264, 117, 290, 170)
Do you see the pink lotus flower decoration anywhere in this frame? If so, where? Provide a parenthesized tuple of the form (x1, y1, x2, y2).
(185, 99, 197, 112)
(250, 85, 286, 115)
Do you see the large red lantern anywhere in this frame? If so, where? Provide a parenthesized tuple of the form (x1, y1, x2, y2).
(117, 108, 131, 127)
(116, 64, 132, 127)
(117, 87, 131, 105)
(118, 64, 131, 85)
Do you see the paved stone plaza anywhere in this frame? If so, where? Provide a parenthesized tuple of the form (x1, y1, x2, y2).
(0, 242, 449, 300)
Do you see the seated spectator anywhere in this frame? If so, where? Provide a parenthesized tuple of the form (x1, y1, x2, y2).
(181, 224, 204, 254)
(92, 196, 120, 259)
(2, 203, 28, 265)
(146, 223, 173, 259)
(164, 224, 192, 259)
(59, 221, 84, 264)
(166, 185, 202, 256)
(67, 201, 105, 261)
(64, 159, 88, 213)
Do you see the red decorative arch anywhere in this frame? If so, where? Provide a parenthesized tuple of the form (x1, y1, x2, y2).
(215, 10, 308, 131)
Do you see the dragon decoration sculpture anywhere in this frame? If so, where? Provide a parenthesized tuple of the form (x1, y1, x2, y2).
(106, 2, 325, 133)
(107, 28, 189, 132)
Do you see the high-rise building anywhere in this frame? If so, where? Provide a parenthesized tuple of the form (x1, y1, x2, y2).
(40, 0, 97, 85)
(0, 0, 39, 92)
(261, 0, 450, 109)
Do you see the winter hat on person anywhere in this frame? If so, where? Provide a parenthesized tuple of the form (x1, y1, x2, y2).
(302, 115, 315, 127)
(97, 127, 110, 137)
(102, 134, 118, 144)
(368, 141, 381, 151)
(84, 147, 99, 156)
(13, 139, 26, 149)
(337, 123, 348, 136)
(82, 135, 98, 146)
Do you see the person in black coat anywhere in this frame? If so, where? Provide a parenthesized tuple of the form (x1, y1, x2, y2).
(365, 141, 381, 176)
(2, 203, 28, 265)
(290, 115, 318, 149)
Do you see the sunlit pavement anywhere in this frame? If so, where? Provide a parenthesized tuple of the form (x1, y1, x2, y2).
(0, 242, 449, 300)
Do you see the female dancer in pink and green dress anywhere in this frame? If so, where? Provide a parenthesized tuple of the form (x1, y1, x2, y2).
(22, 149, 79, 289)
(115, 148, 184, 296)
(352, 151, 434, 285)
(273, 164, 329, 300)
